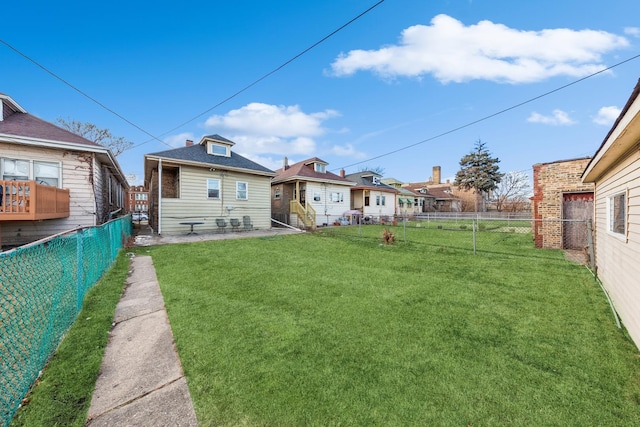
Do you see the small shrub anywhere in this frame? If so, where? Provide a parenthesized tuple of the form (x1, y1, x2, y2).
(478, 224, 486, 231)
(382, 228, 395, 245)
(460, 225, 467, 230)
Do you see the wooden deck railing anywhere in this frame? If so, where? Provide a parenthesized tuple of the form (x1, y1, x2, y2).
(289, 200, 316, 230)
(0, 180, 70, 221)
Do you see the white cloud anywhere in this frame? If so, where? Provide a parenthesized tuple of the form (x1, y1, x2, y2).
(330, 14, 629, 84)
(330, 143, 367, 158)
(164, 132, 197, 148)
(624, 27, 640, 37)
(204, 103, 339, 158)
(527, 109, 576, 125)
(592, 106, 621, 125)
(205, 102, 339, 137)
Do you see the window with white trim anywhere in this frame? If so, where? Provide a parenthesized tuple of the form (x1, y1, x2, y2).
(314, 192, 321, 202)
(236, 181, 248, 200)
(314, 163, 326, 173)
(609, 192, 626, 236)
(208, 142, 230, 157)
(274, 188, 281, 199)
(330, 192, 343, 202)
(207, 178, 221, 199)
(1, 158, 62, 187)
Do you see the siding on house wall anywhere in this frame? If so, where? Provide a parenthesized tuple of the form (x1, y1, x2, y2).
(1, 143, 98, 245)
(593, 148, 640, 347)
(359, 190, 396, 218)
(304, 182, 351, 226)
(159, 165, 272, 234)
(531, 158, 594, 248)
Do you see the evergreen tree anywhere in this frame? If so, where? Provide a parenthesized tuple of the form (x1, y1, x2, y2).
(454, 140, 503, 211)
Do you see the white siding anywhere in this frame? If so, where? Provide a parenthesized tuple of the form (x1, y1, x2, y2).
(1, 144, 98, 245)
(304, 182, 352, 226)
(593, 149, 640, 347)
(362, 190, 396, 218)
(160, 165, 272, 234)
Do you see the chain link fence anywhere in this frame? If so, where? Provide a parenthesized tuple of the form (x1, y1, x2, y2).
(0, 216, 133, 427)
(319, 215, 593, 266)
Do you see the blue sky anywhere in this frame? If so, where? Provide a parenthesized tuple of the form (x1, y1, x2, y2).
(2, 0, 640, 185)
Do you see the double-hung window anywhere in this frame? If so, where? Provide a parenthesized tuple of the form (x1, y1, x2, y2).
(207, 179, 220, 199)
(608, 192, 626, 236)
(236, 181, 248, 200)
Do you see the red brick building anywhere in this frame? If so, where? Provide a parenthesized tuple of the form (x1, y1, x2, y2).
(127, 185, 149, 214)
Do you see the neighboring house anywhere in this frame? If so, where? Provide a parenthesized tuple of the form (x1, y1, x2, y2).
(271, 157, 354, 229)
(0, 93, 129, 248)
(531, 157, 594, 250)
(381, 177, 434, 215)
(345, 171, 398, 222)
(403, 166, 462, 212)
(127, 185, 149, 214)
(582, 78, 640, 349)
(144, 135, 275, 234)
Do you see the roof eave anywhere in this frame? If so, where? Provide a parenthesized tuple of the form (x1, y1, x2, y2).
(144, 155, 275, 178)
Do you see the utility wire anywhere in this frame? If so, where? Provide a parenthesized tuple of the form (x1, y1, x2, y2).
(0, 0, 385, 152)
(132, 0, 386, 149)
(336, 53, 640, 172)
(0, 39, 173, 149)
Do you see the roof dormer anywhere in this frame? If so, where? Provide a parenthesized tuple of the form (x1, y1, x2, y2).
(200, 134, 235, 157)
(304, 158, 328, 174)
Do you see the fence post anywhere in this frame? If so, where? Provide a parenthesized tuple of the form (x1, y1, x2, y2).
(76, 229, 84, 311)
(586, 219, 596, 272)
(473, 219, 477, 255)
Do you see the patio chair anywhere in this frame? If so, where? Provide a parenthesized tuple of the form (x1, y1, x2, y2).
(215, 218, 227, 233)
(230, 218, 241, 232)
(242, 216, 253, 231)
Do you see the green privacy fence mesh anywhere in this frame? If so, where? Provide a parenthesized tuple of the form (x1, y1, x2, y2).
(0, 216, 133, 427)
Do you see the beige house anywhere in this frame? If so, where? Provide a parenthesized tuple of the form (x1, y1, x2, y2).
(582, 78, 640, 349)
(144, 135, 275, 234)
(382, 177, 434, 215)
(0, 93, 129, 248)
(345, 171, 398, 222)
(271, 157, 354, 229)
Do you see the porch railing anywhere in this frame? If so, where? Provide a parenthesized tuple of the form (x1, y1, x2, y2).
(0, 180, 70, 221)
(289, 200, 316, 229)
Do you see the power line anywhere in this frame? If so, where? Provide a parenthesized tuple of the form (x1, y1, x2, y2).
(131, 0, 386, 149)
(335, 53, 640, 172)
(0, 39, 173, 149)
(0, 0, 385, 152)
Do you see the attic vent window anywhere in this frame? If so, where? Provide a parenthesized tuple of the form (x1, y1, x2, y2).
(208, 142, 230, 157)
(372, 176, 380, 185)
(314, 163, 326, 173)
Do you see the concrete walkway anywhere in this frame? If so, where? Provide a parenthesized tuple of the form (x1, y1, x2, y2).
(86, 225, 303, 426)
(86, 255, 198, 426)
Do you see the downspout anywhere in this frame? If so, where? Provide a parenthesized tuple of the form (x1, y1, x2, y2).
(158, 159, 162, 235)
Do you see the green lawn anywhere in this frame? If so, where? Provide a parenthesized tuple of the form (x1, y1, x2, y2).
(143, 227, 640, 426)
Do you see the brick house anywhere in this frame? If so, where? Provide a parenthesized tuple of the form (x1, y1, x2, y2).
(126, 185, 149, 214)
(531, 157, 594, 249)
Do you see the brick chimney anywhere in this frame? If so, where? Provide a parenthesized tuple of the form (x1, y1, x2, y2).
(283, 157, 289, 170)
(433, 166, 441, 185)
(185, 139, 194, 147)
(340, 169, 345, 178)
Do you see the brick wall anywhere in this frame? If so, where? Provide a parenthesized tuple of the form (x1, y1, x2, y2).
(531, 157, 593, 248)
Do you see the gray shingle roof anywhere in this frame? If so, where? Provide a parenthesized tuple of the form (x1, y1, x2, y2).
(147, 144, 274, 175)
